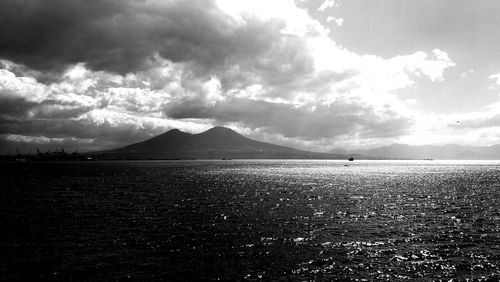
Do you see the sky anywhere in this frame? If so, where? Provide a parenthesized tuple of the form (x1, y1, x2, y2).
(2, 0, 500, 154)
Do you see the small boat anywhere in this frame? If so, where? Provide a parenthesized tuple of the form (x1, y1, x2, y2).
(348, 157, 354, 161)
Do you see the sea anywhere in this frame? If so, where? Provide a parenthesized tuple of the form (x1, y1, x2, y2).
(1, 160, 499, 281)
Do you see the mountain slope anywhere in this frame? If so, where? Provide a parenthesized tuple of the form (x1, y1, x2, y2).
(97, 127, 348, 159)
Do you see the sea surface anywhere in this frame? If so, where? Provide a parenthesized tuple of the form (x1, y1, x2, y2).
(1, 160, 500, 281)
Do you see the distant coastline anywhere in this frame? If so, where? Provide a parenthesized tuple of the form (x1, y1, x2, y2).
(4, 127, 500, 161)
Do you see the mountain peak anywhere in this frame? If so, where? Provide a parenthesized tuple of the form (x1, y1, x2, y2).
(164, 127, 238, 136)
(162, 128, 191, 136)
(203, 126, 237, 134)
(197, 126, 243, 138)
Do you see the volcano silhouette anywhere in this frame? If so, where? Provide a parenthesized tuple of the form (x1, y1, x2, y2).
(97, 126, 347, 159)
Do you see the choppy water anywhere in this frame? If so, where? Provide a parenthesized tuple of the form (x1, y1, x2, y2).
(1, 160, 500, 281)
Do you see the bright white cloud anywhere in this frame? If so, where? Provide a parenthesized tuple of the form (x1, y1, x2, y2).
(326, 16, 344, 26)
(0, 68, 48, 102)
(317, 0, 337, 11)
(490, 73, 500, 85)
(4, 134, 94, 145)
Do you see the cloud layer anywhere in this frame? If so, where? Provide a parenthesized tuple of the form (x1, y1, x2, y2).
(0, 0, 459, 153)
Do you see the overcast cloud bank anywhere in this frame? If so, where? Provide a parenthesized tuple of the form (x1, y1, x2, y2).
(3, 0, 498, 153)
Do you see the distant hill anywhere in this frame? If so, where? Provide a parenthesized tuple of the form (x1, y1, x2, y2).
(330, 143, 500, 160)
(95, 126, 351, 160)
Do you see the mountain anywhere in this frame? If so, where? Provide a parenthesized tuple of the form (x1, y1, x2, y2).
(330, 143, 500, 160)
(96, 126, 350, 160)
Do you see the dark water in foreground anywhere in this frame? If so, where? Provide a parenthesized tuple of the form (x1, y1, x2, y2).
(1, 160, 500, 281)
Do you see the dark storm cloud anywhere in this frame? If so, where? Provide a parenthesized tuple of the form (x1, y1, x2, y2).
(166, 97, 412, 140)
(0, 0, 124, 72)
(221, 35, 314, 87)
(0, 116, 159, 145)
(0, 0, 288, 75)
(0, 89, 95, 122)
(0, 96, 37, 119)
(0, 86, 156, 147)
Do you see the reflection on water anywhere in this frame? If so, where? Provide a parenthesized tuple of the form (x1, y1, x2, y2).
(1, 160, 500, 280)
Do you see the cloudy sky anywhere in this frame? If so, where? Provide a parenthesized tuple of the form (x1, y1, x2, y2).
(2, 0, 500, 154)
